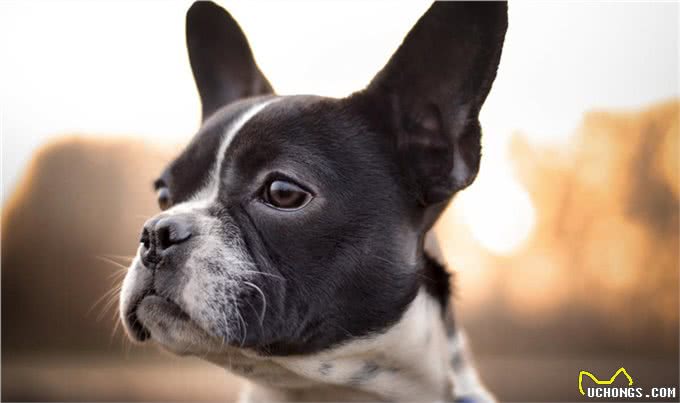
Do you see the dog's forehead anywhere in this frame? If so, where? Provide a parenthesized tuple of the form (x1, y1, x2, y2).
(161, 95, 372, 203)
(228, 95, 354, 153)
(223, 96, 368, 181)
(158, 97, 272, 202)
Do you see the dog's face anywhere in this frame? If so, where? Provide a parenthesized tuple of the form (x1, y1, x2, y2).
(120, 1, 506, 357)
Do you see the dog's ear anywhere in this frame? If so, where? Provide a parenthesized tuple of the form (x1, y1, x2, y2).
(355, 2, 507, 205)
(186, 1, 273, 121)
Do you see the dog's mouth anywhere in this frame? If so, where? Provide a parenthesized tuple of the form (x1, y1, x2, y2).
(123, 283, 229, 356)
(119, 249, 255, 354)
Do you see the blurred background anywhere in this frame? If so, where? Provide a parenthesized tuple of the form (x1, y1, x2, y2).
(1, 1, 678, 401)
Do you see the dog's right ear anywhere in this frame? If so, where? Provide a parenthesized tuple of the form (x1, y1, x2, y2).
(351, 2, 507, 207)
(186, 1, 273, 121)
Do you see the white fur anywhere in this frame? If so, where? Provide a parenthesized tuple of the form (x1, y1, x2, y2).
(234, 290, 452, 402)
(447, 329, 496, 402)
(119, 252, 151, 335)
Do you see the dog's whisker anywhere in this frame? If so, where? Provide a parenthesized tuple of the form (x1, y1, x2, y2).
(230, 294, 248, 348)
(108, 270, 128, 280)
(97, 290, 122, 322)
(100, 253, 135, 263)
(243, 297, 265, 335)
(240, 270, 284, 281)
(243, 281, 267, 325)
(94, 255, 131, 271)
(87, 284, 122, 317)
(110, 311, 123, 345)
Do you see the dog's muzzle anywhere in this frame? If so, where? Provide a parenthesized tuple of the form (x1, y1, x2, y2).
(121, 213, 197, 343)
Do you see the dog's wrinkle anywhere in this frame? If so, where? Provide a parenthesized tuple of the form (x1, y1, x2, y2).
(319, 362, 333, 376)
(347, 361, 381, 386)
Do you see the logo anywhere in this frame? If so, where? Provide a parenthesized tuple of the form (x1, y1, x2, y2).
(579, 367, 677, 399)
(579, 367, 633, 395)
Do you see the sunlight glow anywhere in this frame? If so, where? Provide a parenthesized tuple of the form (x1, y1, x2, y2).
(456, 173, 536, 255)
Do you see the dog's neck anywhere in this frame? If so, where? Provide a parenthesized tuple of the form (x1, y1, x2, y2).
(207, 233, 457, 401)
(208, 289, 453, 402)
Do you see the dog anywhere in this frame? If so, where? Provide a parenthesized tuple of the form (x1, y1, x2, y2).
(119, 1, 507, 401)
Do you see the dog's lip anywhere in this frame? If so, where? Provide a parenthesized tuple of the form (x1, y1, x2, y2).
(127, 289, 192, 343)
(125, 290, 152, 342)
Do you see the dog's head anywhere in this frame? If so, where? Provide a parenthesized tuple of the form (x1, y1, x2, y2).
(120, 1, 506, 357)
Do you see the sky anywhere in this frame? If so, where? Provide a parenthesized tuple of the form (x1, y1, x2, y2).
(1, 1, 678, 253)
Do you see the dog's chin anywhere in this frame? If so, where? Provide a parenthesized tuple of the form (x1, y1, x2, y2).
(136, 294, 188, 337)
(125, 293, 226, 355)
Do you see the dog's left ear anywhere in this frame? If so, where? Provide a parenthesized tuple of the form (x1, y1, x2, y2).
(186, 1, 273, 121)
(354, 2, 508, 205)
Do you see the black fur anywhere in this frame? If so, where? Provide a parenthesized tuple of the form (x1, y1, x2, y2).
(421, 252, 453, 315)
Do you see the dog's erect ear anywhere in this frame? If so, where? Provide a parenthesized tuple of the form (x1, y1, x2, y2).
(186, 1, 273, 121)
(356, 2, 507, 205)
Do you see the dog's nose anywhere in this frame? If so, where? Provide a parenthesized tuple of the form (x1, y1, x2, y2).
(140, 216, 192, 267)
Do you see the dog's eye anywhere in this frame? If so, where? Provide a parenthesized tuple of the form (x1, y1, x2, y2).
(157, 187, 172, 211)
(263, 180, 312, 210)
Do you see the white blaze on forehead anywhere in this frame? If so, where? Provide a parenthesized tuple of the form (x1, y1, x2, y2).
(190, 97, 281, 204)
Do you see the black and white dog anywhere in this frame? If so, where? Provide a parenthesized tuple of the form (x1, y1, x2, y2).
(119, 1, 507, 401)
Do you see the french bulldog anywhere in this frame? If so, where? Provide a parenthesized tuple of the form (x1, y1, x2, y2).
(119, 1, 507, 401)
